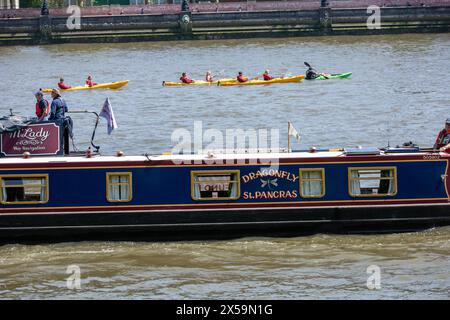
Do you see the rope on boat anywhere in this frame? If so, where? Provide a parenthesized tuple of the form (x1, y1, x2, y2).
(67, 110, 101, 153)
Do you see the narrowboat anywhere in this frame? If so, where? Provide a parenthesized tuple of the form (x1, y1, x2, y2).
(0, 117, 449, 243)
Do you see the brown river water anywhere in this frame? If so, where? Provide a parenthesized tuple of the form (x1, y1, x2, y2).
(0, 34, 449, 299)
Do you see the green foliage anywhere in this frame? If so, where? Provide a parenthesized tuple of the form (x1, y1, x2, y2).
(50, 0, 66, 7)
(19, 0, 42, 8)
(93, 0, 131, 5)
(20, 0, 79, 8)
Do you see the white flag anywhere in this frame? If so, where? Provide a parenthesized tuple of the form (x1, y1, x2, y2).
(99, 98, 117, 135)
(288, 122, 301, 142)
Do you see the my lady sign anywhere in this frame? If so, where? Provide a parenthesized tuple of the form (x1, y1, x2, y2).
(0, 123, 62, 157)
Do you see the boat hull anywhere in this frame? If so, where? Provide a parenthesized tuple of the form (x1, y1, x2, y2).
(218, 75, 305, 86)
(41, 80, 129, 93)
(1, 203, 449, 243)
(163, 78, 234, 86)
(308, 72, 353, 80)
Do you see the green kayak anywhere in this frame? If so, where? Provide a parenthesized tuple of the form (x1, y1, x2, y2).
(309, 72, 352, 80)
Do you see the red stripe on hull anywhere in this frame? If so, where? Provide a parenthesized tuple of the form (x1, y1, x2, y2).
(0, 198, 448, 214)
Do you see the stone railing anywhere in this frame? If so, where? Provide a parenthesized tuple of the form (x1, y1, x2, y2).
(0, 3, 449, 45)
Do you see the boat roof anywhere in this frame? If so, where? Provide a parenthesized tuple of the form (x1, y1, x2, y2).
(0, 148, 444, 165)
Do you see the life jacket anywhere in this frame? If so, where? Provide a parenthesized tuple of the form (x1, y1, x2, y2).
(263, 74, 273, 81)
(237, 75, 248, 83)
(86, 80, 97, 87)
(58, 82, 71, 90)
(180, 76, 193, 84)
(35, 100, 50, 118)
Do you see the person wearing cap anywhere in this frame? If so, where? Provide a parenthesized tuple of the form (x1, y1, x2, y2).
(48, 89, 68, 122)
(35, 91, 50, 121)
(434, 119, 450, 150)
(263, 70, 274, 81)
(58, 78, 72, 90)
(236, 71, 248, 83)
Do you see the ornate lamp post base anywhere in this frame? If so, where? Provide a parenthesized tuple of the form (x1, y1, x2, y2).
(181, 0, 190, 13)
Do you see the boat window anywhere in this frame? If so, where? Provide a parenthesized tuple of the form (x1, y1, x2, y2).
(349, 167, 397, 197)
(191, 170, 240, 200)
(300, 169, 325, 198)
(0, 175, 48, 204)
(106, 173, 132, 202)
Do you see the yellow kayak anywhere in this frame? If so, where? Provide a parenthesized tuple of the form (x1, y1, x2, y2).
(41, 80, 129, 93)
(218, 75, 305, 86)
(163, 78, 234, 86)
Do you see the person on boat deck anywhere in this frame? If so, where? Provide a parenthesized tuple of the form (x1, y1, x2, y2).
(205, 71, 214, 82)
(86, 75, 97, 87)
(34, 91, 49, 121)
(58, 78, 72, 90)
(263, 70, 274, 81)
(48, 89, 68, 122)
(180, 73, 194, 84)
(237, 71, 248, 83)
(434, 119, 450, 150)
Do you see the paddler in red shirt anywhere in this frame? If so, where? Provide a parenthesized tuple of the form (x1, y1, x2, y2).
(180, 72, 194, 84)
(263, 70, 274, 81)
(237, 71, 248, 83)
(58, 78, 72, 90)
(86, 75, 97, 87)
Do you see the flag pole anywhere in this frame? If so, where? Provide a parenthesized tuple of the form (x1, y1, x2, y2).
(288, 121, 291, 153)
